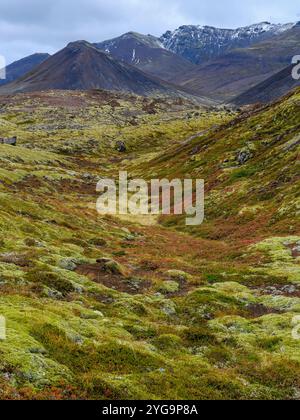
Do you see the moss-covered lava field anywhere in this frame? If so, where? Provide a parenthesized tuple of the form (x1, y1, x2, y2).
(0, 89, 299, 400)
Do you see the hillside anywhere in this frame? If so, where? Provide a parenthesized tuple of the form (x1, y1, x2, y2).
(0, 41, 204, 101)
(0, 88, 299, 400)
(0, 53, 50, 87)
(95, 32, 197, 83)
(233, 64, 300, 105)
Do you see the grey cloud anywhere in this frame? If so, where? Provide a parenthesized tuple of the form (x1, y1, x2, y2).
(0, 0, 299, 63)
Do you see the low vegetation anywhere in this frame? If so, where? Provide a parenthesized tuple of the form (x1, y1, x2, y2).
(0, 89, 299, 400)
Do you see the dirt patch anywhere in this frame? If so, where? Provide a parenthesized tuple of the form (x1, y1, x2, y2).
(15, 176, 43, 191)
(245, 303, 283, 319)
(55, 178, 97, 195)
(0, 252, 32, 267)
(76, 263, 151, 295)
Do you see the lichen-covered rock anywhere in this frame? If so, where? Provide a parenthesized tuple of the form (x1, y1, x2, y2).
(58, 258, 78, 271)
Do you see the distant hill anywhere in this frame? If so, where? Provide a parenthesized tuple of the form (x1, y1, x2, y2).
(172, 23, 300, 101)
(0, 41, 210, 102)
(95, 32, 197, 83)
(0, 53, 50, 86)
(233, 64, 300, 105)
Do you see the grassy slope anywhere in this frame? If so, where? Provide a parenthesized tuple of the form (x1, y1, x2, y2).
(0, 90, 299, 400)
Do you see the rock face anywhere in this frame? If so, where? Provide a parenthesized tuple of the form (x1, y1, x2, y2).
(160, 22, 295, 64)
(0, 137, 17, 146)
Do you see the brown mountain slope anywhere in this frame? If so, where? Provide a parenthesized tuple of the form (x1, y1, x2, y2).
(95, 32, 197, 83)
(233, 64, 300, 105)
(0, 41, 208, 101)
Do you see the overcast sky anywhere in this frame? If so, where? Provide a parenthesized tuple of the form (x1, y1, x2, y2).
(1, 0, 299, 64)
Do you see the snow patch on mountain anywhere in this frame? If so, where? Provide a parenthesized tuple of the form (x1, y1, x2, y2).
(160, 22, 296, 64)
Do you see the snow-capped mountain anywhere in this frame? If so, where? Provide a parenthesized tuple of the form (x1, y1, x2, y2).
(171, 22, 300, 102)
(95, 32, 196, 83)
(160, 22, 295, 64)
(96, 32, 165, 64)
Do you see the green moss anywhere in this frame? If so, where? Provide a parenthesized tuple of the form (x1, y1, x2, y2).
(0, 89, 299, 399)
(26, 269, 75, 296)
(164, 270, 190, 282)
(32, 323, 165, 375)
(158, 281, 180, 294)
(153, 334, 183, 353)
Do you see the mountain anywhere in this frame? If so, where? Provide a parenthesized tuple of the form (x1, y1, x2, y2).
(0, 53, 50, 86)
(172, 23, 300, 102)
(95, 32, 197, 83)
(160, 22, 295, 64)
(233, 64, 300, 105)
(0, 41, 206, 100)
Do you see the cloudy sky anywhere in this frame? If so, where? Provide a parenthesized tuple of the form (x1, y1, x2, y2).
(1, 0, 299, 64)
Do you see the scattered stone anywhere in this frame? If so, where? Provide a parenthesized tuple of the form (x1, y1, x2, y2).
(283, 134, 300, 152)
(0, 137, 17, 146)
(58, 258, 78, 271)
(115, 141, 127, 152)
(29, 347, 47, 355)
(124, 234, 136, 242)
(161, 301, 177, 317)
(67, 334, 84, 345)
(45, 288, 63, 300)
(237, 148, 252, 165)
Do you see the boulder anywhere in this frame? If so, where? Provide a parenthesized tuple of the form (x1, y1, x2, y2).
(237, 148, 252, 165)
(0, 137, 17, 146)
(115, 141, 127, 153)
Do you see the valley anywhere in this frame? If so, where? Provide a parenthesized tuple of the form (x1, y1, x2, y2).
(0, 88, 299, 400)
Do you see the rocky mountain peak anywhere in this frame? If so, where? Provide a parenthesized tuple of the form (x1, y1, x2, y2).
(160, 22, 295, 63)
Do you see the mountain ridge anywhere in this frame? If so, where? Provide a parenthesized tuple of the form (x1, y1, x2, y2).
(172, 23, 300, 101)
(0, 40, 212, 103)
(95, 32, 197, 83)
(160, 21, 296, 64)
